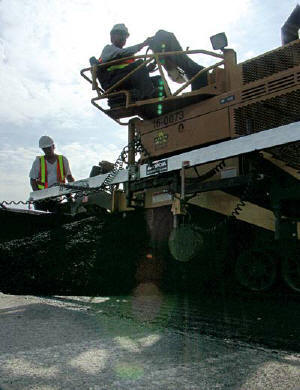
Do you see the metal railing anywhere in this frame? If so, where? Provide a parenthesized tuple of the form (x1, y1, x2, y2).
(80, 49, 225, 124)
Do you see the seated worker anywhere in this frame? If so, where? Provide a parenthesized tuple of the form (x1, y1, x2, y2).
(29, 135, 75, 212)
(95, 23, 157, 100)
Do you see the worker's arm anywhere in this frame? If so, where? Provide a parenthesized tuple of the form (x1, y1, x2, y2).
(30, 178, 39, 191)
(100, 39, 151, 62)
(29, 158, 40, 191)
(62, 156, 75, 183)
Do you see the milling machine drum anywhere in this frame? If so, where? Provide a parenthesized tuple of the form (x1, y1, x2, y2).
(168, 224, 204, 262)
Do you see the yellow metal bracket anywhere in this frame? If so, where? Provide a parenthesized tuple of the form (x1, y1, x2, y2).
(261, 151, 300, 180)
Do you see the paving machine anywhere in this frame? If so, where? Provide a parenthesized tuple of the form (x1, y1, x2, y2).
(28, 6, 300, 293)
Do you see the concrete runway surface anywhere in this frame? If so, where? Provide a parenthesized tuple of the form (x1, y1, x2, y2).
(0, 291, 299, 390)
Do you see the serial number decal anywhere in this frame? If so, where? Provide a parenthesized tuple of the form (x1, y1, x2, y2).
(153, 111, 184, 129)
(146, 159, 168, 175)
(178, 122, 184, 132)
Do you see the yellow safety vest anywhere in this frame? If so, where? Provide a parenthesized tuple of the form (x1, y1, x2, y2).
(37, 155, 65, 190)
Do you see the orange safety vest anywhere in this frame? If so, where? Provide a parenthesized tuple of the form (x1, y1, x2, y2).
(99, 57, 135, 72)
(37, 155, 65, 190)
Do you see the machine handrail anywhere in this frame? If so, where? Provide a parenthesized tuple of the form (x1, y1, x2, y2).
(80, 48, 228, 125)
(80, 49, 225, 93)
(81, 49, 224, 75)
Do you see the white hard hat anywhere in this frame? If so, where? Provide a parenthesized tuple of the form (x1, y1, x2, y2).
(39, 135, 54, 149)
(110, 23, 129, 37)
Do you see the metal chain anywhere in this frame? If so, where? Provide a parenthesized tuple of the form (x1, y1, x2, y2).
(121, 132, 152, 166)
(192, 160, 226, 182)
(0, 200, 31, 207)
(61, 133, 151, 195)
(185, 173, 256, 234)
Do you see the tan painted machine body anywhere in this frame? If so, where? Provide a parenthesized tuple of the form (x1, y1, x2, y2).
(78, 7, 300, 292)
(135, 39, 300, 160)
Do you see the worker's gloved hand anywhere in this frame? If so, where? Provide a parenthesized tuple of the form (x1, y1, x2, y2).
(140, 37, 153, 49)
(147, 62, 157, 72)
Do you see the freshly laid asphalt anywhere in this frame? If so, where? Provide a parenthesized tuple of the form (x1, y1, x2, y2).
(0, 291, 299, 390)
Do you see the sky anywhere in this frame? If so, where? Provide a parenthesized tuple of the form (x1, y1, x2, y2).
(0, 0, 298, 204)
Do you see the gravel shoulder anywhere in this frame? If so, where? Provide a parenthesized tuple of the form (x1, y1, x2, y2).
(0, 293, 299, 390)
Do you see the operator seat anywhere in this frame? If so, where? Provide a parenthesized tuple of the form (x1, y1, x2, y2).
(89, 56, 140, 108)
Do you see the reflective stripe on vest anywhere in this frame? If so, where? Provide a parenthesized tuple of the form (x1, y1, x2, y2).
(57, 155, 65, 183)
(106, 58, 135, 71)
(37, 155, 65, 190)
(37, 156, 47, 190)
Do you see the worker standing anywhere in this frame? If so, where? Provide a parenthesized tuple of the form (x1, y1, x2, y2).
(96, 24, 156, 100)
(29, 135, 75, 212)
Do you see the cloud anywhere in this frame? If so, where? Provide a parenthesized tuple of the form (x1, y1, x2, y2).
(60, 141, 123, 179)
(0, 145, 39, 202)
(0, 0, 297, 204)
(0, 141, 123, 203)
(0, 0, 252, 127)
(0, 0, 253, 126)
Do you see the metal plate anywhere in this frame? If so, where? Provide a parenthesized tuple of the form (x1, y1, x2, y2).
(31, 121, 300, 202)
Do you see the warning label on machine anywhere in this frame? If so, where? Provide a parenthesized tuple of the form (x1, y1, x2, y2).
(146, 160, 168, 175)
